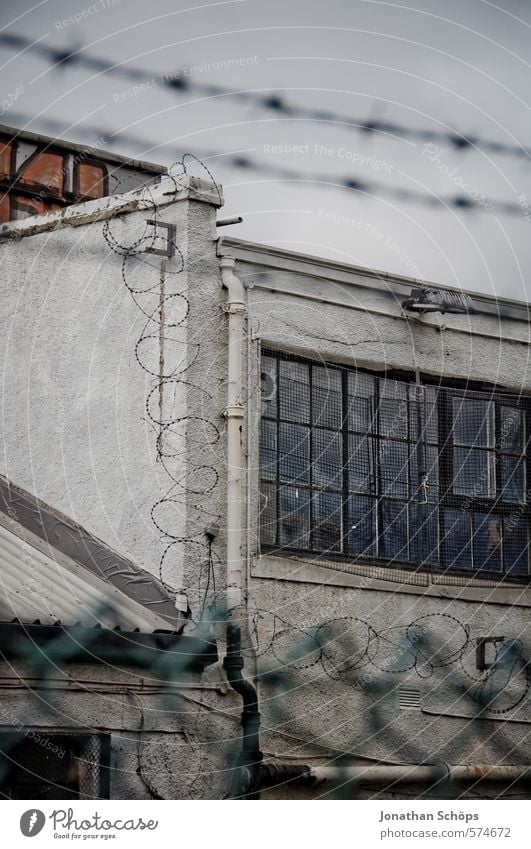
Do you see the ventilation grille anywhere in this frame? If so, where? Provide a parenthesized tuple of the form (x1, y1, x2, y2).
(398, 686, 421, 710)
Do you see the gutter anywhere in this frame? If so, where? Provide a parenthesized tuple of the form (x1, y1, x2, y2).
(0, 622, 218, 673)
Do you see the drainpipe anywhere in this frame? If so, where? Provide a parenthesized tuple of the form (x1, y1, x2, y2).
(220, 254, 246, 615)
(219, 253, 262, 798)
(223, 623, 262, 798)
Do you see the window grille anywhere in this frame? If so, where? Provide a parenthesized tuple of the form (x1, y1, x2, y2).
(0, 732, 111, 799)
(259, 349, 531, 582)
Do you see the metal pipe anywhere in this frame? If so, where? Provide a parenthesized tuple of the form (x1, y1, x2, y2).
(257, 762, 531, 790)
(223, 623, 262, 799)
(217, 216, 244, 227)
(220, 255, 246, 614)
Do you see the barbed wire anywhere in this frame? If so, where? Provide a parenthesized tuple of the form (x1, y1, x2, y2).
(101, 156, 223, 613)
(5, 109, 529, 218)
(2, 33, 531, 164)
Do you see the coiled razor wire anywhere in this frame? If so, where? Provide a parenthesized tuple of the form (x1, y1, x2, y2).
(102, 155, 223, 615)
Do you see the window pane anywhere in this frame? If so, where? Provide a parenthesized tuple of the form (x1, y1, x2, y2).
(312, 365, 342, 428)
(379, 440, 408, 499)
(473, 513, 502, 572)
(452, 398, 494, 447)
(348, 434, 375, 493)
(312, 428, 343, 489)
(409, 384, 439, 443)
(312, 490, 342, 552)
(260, 419, 277, 481)
(347, 496, 375, 557)
(378, 377, 408, 438)
(409, 444, 439, 503)
(409, 504, 439, 564)
(503, 516, 529, 576)
(279, 424, 310, 484)
(347, 372, 376, 431)
(501, 455, 525, 503)
(260, 355, 277, 418)
(500, 406, 524, 454)
(379, 499, 408, 561)
(260, 482, 277, 545)
(443, 509, 472, 569)
(278, 486, 310, 548)
(453, 448, 495, 497)
(279, 360, 310, 422)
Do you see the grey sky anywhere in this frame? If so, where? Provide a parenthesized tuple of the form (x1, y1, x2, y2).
(2, 0, 531, 300)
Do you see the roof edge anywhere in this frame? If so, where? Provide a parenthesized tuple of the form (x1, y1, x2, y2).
(220, 237, 531, 319)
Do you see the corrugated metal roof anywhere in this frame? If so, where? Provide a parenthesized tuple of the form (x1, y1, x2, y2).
(0, 474, 184, 629)
(0, 519, 176, 633)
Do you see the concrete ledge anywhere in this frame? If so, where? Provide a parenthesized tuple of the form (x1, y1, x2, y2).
(252, 554, 531, 608)
(0, 174, 223, 241)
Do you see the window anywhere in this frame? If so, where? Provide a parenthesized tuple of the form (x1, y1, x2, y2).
(259, 350, 531, 581)
(0, 732, 110, 799)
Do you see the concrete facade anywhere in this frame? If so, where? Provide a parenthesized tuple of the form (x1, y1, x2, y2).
(0, 167, 530, 799)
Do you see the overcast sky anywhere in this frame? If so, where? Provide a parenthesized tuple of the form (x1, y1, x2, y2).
(2, 0, 531, 300)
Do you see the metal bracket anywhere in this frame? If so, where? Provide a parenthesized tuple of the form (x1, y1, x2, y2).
(144, 219, 176, 257)
(476, 636, 505, 671)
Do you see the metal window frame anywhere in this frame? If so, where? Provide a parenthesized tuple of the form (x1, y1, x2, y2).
(259, 348, 531, 585)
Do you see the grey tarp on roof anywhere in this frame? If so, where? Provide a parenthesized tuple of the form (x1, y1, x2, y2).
(0, 474, 185, 631)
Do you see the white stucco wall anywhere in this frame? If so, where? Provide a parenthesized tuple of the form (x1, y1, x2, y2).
(0, 176, 225, 614)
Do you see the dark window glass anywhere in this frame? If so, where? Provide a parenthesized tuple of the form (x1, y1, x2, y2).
(443, 509, 473, 570)
(473, 513, 502, 572)
(278, 485, 310, 548)
(260, 350, 530, 582)
(346, 496, 375, 557)
(313, 490, 342, 552)
(279, 360, 310, 422)
(313, 429, 342, 489)
(279, 424, 310, 484)
(0, 733, 110, 800)
(379, 499, 408, 561)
